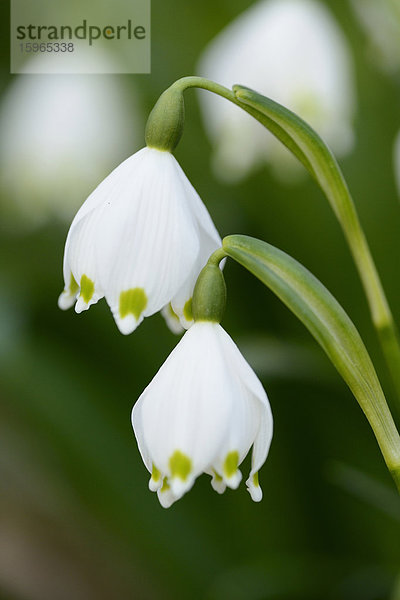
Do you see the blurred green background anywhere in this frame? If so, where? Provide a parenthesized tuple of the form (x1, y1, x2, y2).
(1, 0, 400, 598)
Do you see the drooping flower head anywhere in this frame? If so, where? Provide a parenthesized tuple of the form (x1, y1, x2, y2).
(197, 0, 356, 182)
(58, 146, 221, 334)
(132, 261, 273, 507)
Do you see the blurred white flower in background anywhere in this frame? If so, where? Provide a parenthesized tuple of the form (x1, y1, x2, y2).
(132, 321, 273, 508)
(350, 0, 400, 74)
(0, 55, 141, 229)
(197, 0, 356, 183)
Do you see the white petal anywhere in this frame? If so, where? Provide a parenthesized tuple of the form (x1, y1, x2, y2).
(170, 226, 222, 329)
(212, 326, 273, 498)
(61, 210, 106, 312)
(132, 321, 273, 504)
(246, 471, 263, 502)
(161, 304, 185, 335)
(132, 322, 236, 483)
(169, 159, 222, 328)
(169, 474, 195, 499)
(210, 472, 227, 495)
(157, 484, 178, 509)
(94, 149, 201, 334)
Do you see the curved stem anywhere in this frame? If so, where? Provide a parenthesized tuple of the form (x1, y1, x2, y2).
(169, 76, 400, 412)
(223, 234, 400, 494)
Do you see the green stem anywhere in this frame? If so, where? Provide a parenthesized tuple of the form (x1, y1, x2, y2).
(222, 234, 400, 494)
(168, 76, 400, 411)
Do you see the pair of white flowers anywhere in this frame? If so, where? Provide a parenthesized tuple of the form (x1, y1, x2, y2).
(55, 0, 365, 508)
(59, 145, 273, 507)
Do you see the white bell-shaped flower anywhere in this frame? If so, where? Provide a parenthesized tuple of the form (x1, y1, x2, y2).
(132, 321, 273, 508)
(58, 147, 221, 334)
(0, 54, 140, 229)
(197, 0, 356, 183)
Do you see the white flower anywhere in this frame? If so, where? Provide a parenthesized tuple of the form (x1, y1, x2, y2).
(350, 0, 400, 75)
(132, 321, 273, 508)
(197, 0, 356, 183)
(58, 147, 221, 334)
(0, 54, 140, 229)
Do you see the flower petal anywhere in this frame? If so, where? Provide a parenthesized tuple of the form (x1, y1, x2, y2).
(213, 325, 273, 499)
(93, 149, 201, 334)
(132, 322, 235, 483)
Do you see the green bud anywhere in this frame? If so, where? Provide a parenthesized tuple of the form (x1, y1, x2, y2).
(145, 85, 185, 152)
(192, 263, 226, 323)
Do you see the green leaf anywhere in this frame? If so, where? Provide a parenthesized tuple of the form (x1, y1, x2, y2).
(223, 234, 400, 488)
(233, 84, 400, 415)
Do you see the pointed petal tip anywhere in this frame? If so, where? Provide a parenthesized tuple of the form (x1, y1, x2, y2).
(246, 475, 263, 502)
(157, 487, 176, 509)
(210, 477, 226, 495)
(178, 316, 194, 331)
(149, 477, 162, 492)
(57, 291, 76, 311)
(161, 305, 185, 335)
(224, 470, 242, 490)
(115, 314, 142, 335)
(169, 476, 194, 499)
(74, 296, 90, 314)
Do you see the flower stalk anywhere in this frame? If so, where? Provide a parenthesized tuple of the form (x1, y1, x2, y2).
(222, 234, 400, 493)
(148, 76, 400, 413)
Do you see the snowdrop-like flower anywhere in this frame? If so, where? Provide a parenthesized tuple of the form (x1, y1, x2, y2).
(0, 55, 140, 229)
(58, 147, 221, 334)
(132, 320, 273, 507)
(197, 0, 356, 182)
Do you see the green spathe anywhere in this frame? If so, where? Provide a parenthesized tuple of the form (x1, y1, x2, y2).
(145, 85, 185, 152)
(119, 288, 147, 320)
(192, 263, 226, 323)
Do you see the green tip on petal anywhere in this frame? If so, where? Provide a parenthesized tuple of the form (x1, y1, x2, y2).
(169, 450, 192, 481)
(119, 287, 147, 320)
(167, 303, 180, 322)
(212, 469, 223, 483)
(252, 471, 259, 487)
(183, 298, 193, 322)
(223, 451, 239, 478)
(80, 274, 95, 303)
(152, 464, 161, 482)
(160, 477, 171, 493)
(69, 273, 79, 295)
